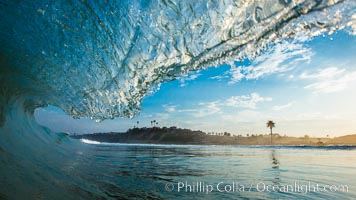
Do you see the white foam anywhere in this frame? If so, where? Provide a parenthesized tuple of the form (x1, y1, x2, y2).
(80, 139, 101, 145)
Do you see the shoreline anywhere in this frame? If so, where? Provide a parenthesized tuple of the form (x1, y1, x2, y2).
(80, 139, 356, 148)
(71, 127, 356, 146)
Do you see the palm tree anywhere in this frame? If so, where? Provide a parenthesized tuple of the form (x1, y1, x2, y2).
(136, 121, 139, 128)
(266, 120, 275, 144)
(153, 120, 156, 127)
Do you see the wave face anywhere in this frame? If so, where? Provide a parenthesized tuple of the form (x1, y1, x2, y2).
(0, 0, 355, 199)
(0, 0, 355, 121)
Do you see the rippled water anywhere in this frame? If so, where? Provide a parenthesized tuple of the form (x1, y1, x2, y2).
(59, 144, 356, 199)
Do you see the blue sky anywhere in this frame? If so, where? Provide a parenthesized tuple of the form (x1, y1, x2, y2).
(35, 31, 356, 137)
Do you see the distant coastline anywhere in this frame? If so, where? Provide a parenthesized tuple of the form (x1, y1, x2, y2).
(70, 127, 356, 146)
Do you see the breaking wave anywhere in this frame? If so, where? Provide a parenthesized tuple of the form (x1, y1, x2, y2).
(0, 0, 355, 198)
(1, 0, 355, 121)
(81, 138, 102, 144)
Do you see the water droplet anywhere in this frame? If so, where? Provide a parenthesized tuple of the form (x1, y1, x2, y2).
(279, 0, 292, 6)
(254, 7, 263, 23)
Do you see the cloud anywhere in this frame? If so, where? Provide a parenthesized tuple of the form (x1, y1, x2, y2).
(224, 93, 272, 109)
(300, 67, 345, 79)
(162, 102, 220, 118)
(192, 101, 221, 117)
(292, 112, 341, 121)
(155, 113, 170, 120)
(227, 41, 313, 84)
(178, 73, 201, 87)
(161, 93, 271, 118)
(221, 110, 265, 122)
(209, 75, 229, 81)
(163, 104, 177, 112)
(301, 67, 356, 93)
(272, 101, 296, 111)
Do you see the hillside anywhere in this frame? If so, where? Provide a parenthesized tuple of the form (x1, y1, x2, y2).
(71, 127, 356, 146)
(326, 134, 356, 145)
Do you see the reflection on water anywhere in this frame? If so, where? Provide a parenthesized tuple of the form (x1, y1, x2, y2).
(271, 150, 279, 169)
(270, 149, 281, 187)
(65, 145, 356, 199)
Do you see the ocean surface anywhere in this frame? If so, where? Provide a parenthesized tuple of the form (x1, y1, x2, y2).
(1, 0, 356, 199)
(18, 141, 356, 199)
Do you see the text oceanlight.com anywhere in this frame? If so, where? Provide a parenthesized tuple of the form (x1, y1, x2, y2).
(164, 181, 349, 194)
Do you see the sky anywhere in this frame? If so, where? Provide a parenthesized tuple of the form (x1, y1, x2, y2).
(35, 31, 356, 137)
